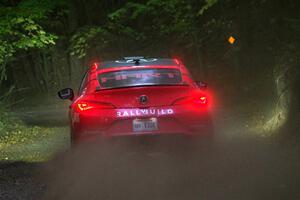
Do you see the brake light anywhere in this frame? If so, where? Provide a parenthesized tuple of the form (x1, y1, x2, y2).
(173, 58, 180, 65)
(198, 96, 207, 104)
(173, 96, 208, 106)
(77, 102, 93, 111)
(75, 101, 114, 112)
(91, 62, 99, 71)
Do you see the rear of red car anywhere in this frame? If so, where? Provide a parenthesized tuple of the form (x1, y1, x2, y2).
(62, 58, 213, 142)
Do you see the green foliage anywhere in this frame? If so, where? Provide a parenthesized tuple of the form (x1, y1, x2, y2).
(0, 103, 68, 162)
(0, 124, 69, 162)
(0, 0, 61, 82)
(70, 0, 213, 58)
(108, 2, 148, 21)
(108, 0, 193, 39)
(198, 0, 218, 15)
(1, 0, 300, 105)
(70, 27, 110, 58)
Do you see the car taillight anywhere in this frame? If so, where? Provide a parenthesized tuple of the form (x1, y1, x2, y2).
(197, 96, 207, 104)
(75, 101, 115, 112)
(173, 96, 208, 106)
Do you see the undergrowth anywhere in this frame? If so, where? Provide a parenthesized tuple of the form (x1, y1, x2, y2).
(0, 104, 69, 162)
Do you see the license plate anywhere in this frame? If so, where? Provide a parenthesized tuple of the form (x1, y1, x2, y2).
(133, 118, 158, 132)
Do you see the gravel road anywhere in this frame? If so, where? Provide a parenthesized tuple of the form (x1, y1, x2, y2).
(1, 106, 300, 200)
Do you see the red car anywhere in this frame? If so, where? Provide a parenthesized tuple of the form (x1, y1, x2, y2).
(58, 57, 213, 144)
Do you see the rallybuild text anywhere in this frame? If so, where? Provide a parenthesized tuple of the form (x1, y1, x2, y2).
(117, 108, 174, 117)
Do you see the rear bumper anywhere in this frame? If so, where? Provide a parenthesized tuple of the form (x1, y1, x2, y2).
(71, 105, 213, 141)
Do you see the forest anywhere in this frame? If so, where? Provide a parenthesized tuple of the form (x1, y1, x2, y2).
(1, 0, 299, 136)
(0, 0, 300, 199)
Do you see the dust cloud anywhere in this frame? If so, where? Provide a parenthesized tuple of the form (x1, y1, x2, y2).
(42, 133, 300, 200)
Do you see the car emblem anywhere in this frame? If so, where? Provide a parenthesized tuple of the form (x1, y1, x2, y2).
(139, 95, 148, 105)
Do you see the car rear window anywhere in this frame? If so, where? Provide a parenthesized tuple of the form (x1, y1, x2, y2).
(98, 68, 182, 89)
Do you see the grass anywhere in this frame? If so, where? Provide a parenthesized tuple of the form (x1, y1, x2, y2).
(0, 109, 69, 162)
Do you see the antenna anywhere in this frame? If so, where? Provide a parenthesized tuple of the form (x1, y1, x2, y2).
(133, 59, 140, 65)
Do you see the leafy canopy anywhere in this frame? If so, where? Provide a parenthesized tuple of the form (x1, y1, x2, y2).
(0, 0, 62, 81)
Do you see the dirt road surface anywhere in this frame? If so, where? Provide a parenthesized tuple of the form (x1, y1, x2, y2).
(1, 106, 300, 200)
